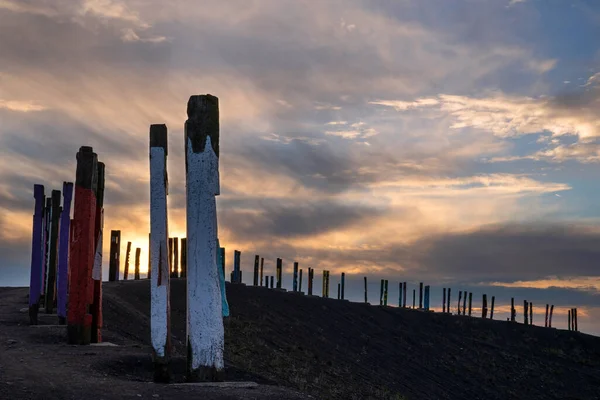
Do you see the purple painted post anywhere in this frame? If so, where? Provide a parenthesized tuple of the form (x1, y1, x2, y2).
(57, 182, 73, 325)
(29, 185, 45, 325)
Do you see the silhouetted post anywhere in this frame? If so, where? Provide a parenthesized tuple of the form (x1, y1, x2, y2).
(443, 288, 447, 313)
(148, 233, 151, 279)
(419, 282, 423, 309)
(276, 258, 283, 289)
(524, 300, 528, 325)
(568, 309, 571, 331)
(44, 190, 61, 314)
(29, 185, 45, 325)
(574, 308, 578, 332)
(530, 303, 535, 325)
(337, 283, 340, 300)
(341, 272, 345, 300)
(379, 279, 384, 306)
(180, 238, 187, 278)
(462, 292, 467, 316)
(424, 285, 430, 311)
(149, 124, 171, 382)
(134, 248, 141, 280)
(232, 250, 241, 283)
(254, 255, 260, 286)
(124, 241, 131, 280)
(399, 282, 403, 307)
(42, 197, 51, 300)
(91, 162, 105, 344)
(403, 282, 407, 308)
(293, 262, 298, 291)
(458, 291, 463, 315)
(384, 280, 389, 306)
(490, 296, 495, 320)
(270, 276, 274, 288)
(173, 237, 179, 278)
(308, 268, 314, 295)
(185, 94, 224, 382)
(67, 146, 98, 345)
(549, 305, 554, 327)
(299, 268, 303, 292)
(168, 238, 174, 278)
(544, 304, 549, 328)
(364, 277, 368, 303)
(412, 289, 416, 309)
(510, 298, 516, 322)
(217, 244, 229, 317)
(56, 182, 73, 324)
(482, 294, 488, 319)
(324, 270, 330, 297)
(260, 258, 264, 287)
(109, 230, 121, 282)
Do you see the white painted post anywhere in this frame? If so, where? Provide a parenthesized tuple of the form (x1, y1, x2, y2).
(185, 94, 224, 382)
(150, 124, 171, 382)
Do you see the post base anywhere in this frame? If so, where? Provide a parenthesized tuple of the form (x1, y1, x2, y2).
(29, 304, 39, 325)
(67, 323, 91, 345)
(58, 316, 66, 325)
(153, 360, 171, 383)
(187, 366, 225, 383)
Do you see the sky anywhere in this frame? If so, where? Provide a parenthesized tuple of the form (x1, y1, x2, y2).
(1, 0, 600, 334)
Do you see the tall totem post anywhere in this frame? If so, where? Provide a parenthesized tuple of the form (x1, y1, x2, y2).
(173, 237, 179, 278)
(254, 255, 260, 286)
(180, 238, 188, 278)
(109, 230, 121, 282)
(293, 262, 299, 292)
(150, 124, 171, 382)
(185, 94, 224, 381)
(67, 146, 98, 345)
(44, 190, 61, 314)
(29, 185, 45, 325)
(341, 272, 345, 300)
(276, 258, 282, 289)
(259, 257, 264, 286)
(91, 162, 105, 343)
(57, 182, 73, 324)
(134, 248, 141, 280)
(217, 244, 229, 318)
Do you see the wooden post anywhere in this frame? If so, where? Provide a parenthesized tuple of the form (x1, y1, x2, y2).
(108, 230, 121, 282)
(44, 190, 61, 314)
(419, 282, 423, 309)
(529, 302, 533, 326)
(42, 197, 51, 300)
(135, 248, 141, 280)
(568, 309, 571, 331)
(403, 282, 407, 308)
(337, 283, 340, 300)
(124, 241, 131, 280)
(148, 233, 151, 280)
(364, 277, 368, 303)
(168, 238, 174, 278)
(490, 296, 495, 320)
(308, 268, 313, 295)
(482, 294, 488, 319)
(91, 162, 105, 344)
(467, 292, 472, 317)
(398, 281, 402, 308)
(185, 94, 224, 382)
(384, 280, 389, 306)
(463, 292, 467, 316)
(524, 300, 528, 325)
(173, 237, 179, 278)
(545, 304, 549, 328)
(254, 255, 260, 286)
(276, 258, 283, 289)
(379, 279, 384, 306)
(443, 288, 446, 313)
(458, 291, 463, 315)
(293, 261, 298, 291)
(57, 182, 73, 325)
(232, 250, 241, 283)
(341, 272, 345, 300)
(149, 124, 171, 382)
(322, 270, 329, 298)
(217, 245, 229, 317)
(180, 238, 187, 278)
(29, 185, 45, 325)
(67, 146, 98, 345)
(574, 308, 578, 332)
(299, 268, 303, 292)
(412, 289, 416, 309)
(270, 276, 274, 288)
(424, 285, 430, 311)
(260, 257, 264, 287)
(511, 298, 515, 322)
(447, 288, 451, 314)
(549, 305, 554, 328)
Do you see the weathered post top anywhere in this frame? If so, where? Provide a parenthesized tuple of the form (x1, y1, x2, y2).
(96, 162, 105, 209)
(185, 94, 219, 157)
(76, 146, 98, 190)
(150, 124, 168, 153)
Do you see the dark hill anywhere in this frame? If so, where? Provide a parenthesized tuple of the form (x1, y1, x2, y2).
(2, 280, 600, 399)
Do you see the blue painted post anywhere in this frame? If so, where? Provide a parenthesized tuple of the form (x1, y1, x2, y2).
(293, 262, 298, 292)
(29, 185, 45, 325)
(424, 285, 430, 311)
(341, 272, 345, 300)
(57, 182, 73, 325)
(217, 244, 229, 317)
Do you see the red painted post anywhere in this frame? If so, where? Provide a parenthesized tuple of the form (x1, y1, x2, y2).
(91, 162, 105, 343)
(67, 146, 98, 345)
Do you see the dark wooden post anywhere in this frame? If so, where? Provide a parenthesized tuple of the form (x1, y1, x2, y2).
(341, 272, 345, 300)
(384, 280, 389, 306)
(270, 276, 274, 289)
(57, 182, 73, 325)
(148, 233, 151, 280)
(482, 294, 488, 319)
(510, 298, 515, 322)
(67, 146, 98, 345)
(260, 257, 264, 286)
(403, 282, 407, 308)
(180, 238, 187, 278)
(529, 302, 533, 325)
(217, 243, 229, 317)
(233, 250, 241, 283)
(149, 123, 171, 382)
(490, 296, 495, 320)
(173, 237, 179, 278)
(29, 185, 45, 325)
(91, 161, 105, 344)
(524, 300, 528, 325)
(42, 197, 51, 300)
(184, 94, 224, 382)
(276, 258, 283, 289)
(412, 289, 416, 309)
(443, 288, 447, 313)
(458, 291, 463, 315)
(398, 281, 403, 307)
(544, 304, 549, 328)
(337, 283, 341, 300)
(124, 241, 131, 280)
(379, 279, 384, 306)
(568, 309, 571, 331)
(424, 285, 430, 311)
(292, 261, 298, 291)
(467, 292, 472, 317)
(308, 268, 314, 295)
(574, 308, 578, 332)
(134, 248, 141, 280)
(254, 255, 260, 286)
(109, 230, 121, 282)
(447, 288, 451, 314)
(168, 238, 174, 277)
(44, 190, 61, 314)
(299, 268, 303, 292)
(419, 282, 423, 309)
(364, 277, 368, 303)
(462, 292, 467, 316)
(549, 305, 554, 328)
(325, 271, 330, 297)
